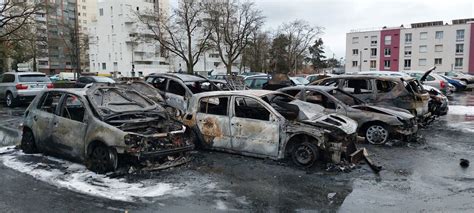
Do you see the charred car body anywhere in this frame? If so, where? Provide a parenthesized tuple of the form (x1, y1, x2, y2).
(182, 90, 361, 167)
(313, 75, 431, 122)
(279, 86, 418, 145)
(20, 83, 194, 173)
(145, 73, 221, 112)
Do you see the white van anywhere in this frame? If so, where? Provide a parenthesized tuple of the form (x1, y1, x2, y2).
(59, 72, 78, 81)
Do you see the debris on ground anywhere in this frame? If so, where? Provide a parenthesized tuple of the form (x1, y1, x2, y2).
(460, 159, 470, 168)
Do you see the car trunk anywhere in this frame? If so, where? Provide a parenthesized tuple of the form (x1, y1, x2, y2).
(18, 74, 51, 90)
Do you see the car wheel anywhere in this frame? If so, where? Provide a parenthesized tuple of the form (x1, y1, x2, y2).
(365, 124, 389, 145)
(291, 142, 319, 168)
(5, 92, 17, 108)
(461, 80, 469, 85)
(87, 145, 118, 174)
(20, 129, 37, 154)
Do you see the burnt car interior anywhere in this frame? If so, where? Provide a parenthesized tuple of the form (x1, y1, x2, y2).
(262, 94, 299, 120)
(199, 97, 228, 116)
(37, 92, 62, 113)
(235, 97, 271, 120)
(60, 95, 85, 122)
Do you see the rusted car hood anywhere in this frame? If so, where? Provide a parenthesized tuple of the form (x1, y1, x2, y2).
(352, 105, 414, 120)
(290, 100, 358, 135)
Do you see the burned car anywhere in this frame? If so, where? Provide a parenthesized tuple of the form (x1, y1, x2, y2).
(279, 86, 418, 145)
(313, 75, 431, 121)
(145, 73, 221, 112)
(182, 90, 360, 167)
(20, 83, 194, 174)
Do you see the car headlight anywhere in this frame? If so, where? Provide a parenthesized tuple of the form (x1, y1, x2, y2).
(460, 81, 467, 86)
(124, 134, 144, 145)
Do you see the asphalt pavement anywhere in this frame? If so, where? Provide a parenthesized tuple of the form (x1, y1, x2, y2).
(0, 91, 474, 212)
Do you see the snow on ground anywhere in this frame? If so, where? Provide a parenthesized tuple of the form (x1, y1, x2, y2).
(0, 146, 193, 202)
(447, 122, 474, 133)
(448, 105, 474, 116)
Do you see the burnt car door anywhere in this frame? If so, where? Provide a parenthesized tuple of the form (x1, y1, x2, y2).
(303, 89, 347, 115)
(230, 96, 280, 158)
(31, 91, 63, 151)
(49, 94, 88, 159)
(195, 96, 232, 149)
(341, 79, 376, 102)
(165, 79, 189, 112)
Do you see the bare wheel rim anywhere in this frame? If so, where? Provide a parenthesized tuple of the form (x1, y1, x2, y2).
(366, 125, 389, 144)
(295, 145, 315, 165)
(91, 146, 112, 173)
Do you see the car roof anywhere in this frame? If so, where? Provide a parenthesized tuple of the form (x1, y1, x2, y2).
(149, 73, 207, 82)
(3, 72, 47, 76)
(41, 88, 88, 96)
(325, 74, 412, 81)
(192, 89, 280, 99)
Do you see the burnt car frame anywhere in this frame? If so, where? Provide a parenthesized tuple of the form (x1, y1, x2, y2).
(20, 83, 194, 173)
(312, 75, 431, 121)
(182, 90, 360, 167)
(145, 73, 221, 112)
(279, 86, 418, 145)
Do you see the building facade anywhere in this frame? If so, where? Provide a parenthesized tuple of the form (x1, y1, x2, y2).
(346, 18, 474, 74)
(89, 0, 239, 77)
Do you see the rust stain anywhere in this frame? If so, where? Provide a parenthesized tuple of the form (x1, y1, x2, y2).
(201, 117, 223, 144)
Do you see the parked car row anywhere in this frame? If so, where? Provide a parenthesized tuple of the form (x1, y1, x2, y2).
(11, 69, 473, 174)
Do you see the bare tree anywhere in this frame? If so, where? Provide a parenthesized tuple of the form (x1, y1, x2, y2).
(278, 20, 323, 74)
(203, 0, 264, 74)
(0, 0, 43, 41)
(241, 30, 271, 73)
(136, 0, 212, 74)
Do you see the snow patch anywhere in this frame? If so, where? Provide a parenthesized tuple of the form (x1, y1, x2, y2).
(448, 105, 474, 116)
(447, 122, 474, 133)
(0, 148, 191, 202)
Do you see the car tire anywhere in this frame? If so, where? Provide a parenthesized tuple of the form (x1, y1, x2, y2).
(291, 141, 319, 168)
(20, 129, 38, 154)
(365, 124, 390, 145)
(461, 80, 469, 86)
(87, 144, 118, 174)
(5, 92, 17, 108)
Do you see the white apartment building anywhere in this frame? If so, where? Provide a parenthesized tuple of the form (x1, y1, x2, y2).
(89, 0, 239, 77)
(346, 18, 474, 74)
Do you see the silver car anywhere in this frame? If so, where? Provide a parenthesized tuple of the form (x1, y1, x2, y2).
(403, 70, 450, 95)
(20, 83, 194, 173)
(182, 90, 360, 167)
(0, 72, 53, 107)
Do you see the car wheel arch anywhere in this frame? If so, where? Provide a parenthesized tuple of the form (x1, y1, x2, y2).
(283, 133, 323, 157)
(358, 121, 390, 136)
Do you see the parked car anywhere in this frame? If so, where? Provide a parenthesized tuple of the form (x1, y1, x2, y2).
(182, 90, 360, 167)
(243, 74, 271, 89)
(20, 83, 194, 174)
(444, 71, 474, 85)
(312, 75, 431, 121)
(0, 72, 54, 107)
(49, 74, 60, 82)
(357, 71, 409, 77)
(279, 86, 418, 144)
(440, 75, 467, 92)
(58, 72, 78, 81)
(75, 76, 116, 88)
(145, 73, 221, 112)
(403, 70, 450, 95)
(306, 74, 334, 84)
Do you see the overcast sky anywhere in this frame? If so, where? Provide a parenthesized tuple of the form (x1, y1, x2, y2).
(170, 0, 474, 59)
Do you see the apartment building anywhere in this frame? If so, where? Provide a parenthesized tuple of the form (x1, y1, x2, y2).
(346, 18, 474, 74)
(77, 0, 98, 72)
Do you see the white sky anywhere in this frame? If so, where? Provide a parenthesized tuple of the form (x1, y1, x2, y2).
(171, 0, 474, 59)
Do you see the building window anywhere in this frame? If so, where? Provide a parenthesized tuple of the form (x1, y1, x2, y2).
(384, 35, 392, 45)
(435, 31, 443, 39)
(370, 36, 377, 45)
(435, 45, 443, 52)
(404, 59, 411, 68)
(404, 46, 412, 56)
(456, 44, 464, 54)
(370, 48, 377, 56)
(455, 58, 463, 67)
(434, 58, 442, 65)
(456, 30, 465, 41)
(419, 59, 427, 66)
(352, 61, 358, 67)
(384, 48, 391, 56)
(352, 37, 359, 44)
(384, 60, 391, 69)
(102, 63, 106, 70)
(352, 49, 359, 55)
(420, 32, 428, 40)
(405, 33, 412, 43)
(99, 8, 103, 16)
(82, 6, 86, 9)
(419, 45, 427, 53)
(370, 60, 376, 69)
